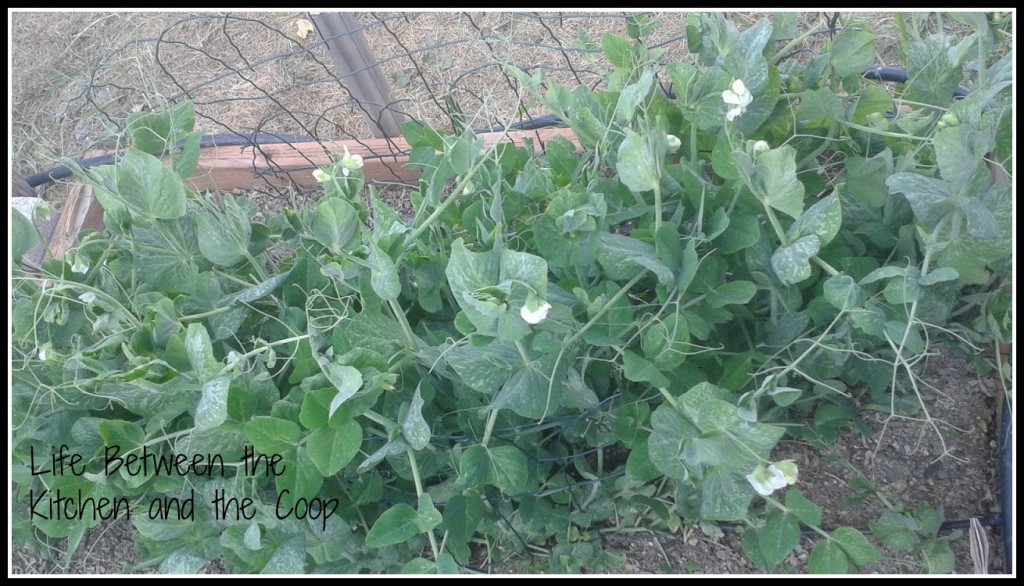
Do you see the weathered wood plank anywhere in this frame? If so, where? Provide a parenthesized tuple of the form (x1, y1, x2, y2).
(48, 128, 580, 257)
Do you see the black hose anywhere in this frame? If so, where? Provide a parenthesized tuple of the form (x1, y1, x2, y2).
(863, 66, 971, 99)
(1001, 398, 1012, 574)
(23, 66, 967, 191)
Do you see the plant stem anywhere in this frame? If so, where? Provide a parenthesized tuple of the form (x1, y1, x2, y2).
(764, 206, 789, 246)
(835, 119, 932, 141)
(770, 23, 824, 66)
(406, 447, 441, 560)
(811, 256, 839, 276)
(566, 270, 647, 348)
(653, 182, 663, 234)
(481, 409, 500, 447)
(689, 123, 698, 164)
(762, 495, 831, 540)
(388, 299, 418, 347)
(403, 128, 513, 249)
(180, 305, 236, 322)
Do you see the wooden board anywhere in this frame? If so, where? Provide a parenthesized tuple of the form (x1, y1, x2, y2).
(47, 150, 108, 261)
(47, 128, 579, 259)
(185, 127, 579, 192)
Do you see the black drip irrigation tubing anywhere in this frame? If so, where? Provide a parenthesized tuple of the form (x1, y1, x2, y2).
(23, 66, 971, 191)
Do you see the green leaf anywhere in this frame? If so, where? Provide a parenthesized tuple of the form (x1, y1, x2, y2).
(357, 439, 408, 474)
(195, 376, 230, 431)
(160, 548, 208, 574)
(173, 130, 202, 179)
(823, 274, 865, 310)
(459, 444, 528, 495)
(905, 36, 963, 108)
(401, 558, 437, 574)
(446, 340, 519, 395)
(808, 540, 850, 574)
(844, 149, 892, 208)
(11, 209, 39, 263)
(402, 120, 445, 150)
(114, 148, 187, 220)
(275, 446, 323, 508)
(748, 145, 805, 220)
(769, 386, 801, 407)
(261, 536, 307, 574)
(98, 420, 145, 451)
(243, 523, 262, 550)
(399, 385, 431, 451)
(869, 510, 920, 550)
(244, 417, 302, 456)
(185, 323, 219, 381)
(714, 213, 760, 254)
(446, 239, 500, 334)
(131, 219, 202, 294)
(491, 360, 560, 420)
(785, 488, 822, 527)
(615, 69, 655, 123)
(622, 350, 671, 388)
(441, 494, 485, 544)
(310, 198, 359, 254)
(830, 28, 876, 78)
(415, 493, 443, 533)
(758, 511, 800, 569)
(368, 241, 401, 301)
(921, 540, 955, 574)
(217, 272, 291, 308)
(319, 363, 363, 419)
(625, 439, 662, 483)
(647, 403, 699, 480)
(447, 128, 482, 175)
(707, 281, 756, 308)
(195, 198, 252, 267)
(918, 267, 959, 287)
(127, 110, 172, 155)
(306, 421, 362, 477)
(885, 173, 953, 229)
(797, 88, 844, 129)
(852, 85, 893, 126)
(830, 526, 880, 567)
(934, 124, 991, 193)
(597, 232, 673, 284)
(602, 33, 633, 68)
(699, 470, 754, 522)
(616, 129, 659, 193)
(771, 235, 821, 285)
(789, 191, 841, 247)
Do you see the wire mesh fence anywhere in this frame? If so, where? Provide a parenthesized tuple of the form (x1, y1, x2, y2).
(49, 12, 700, 198)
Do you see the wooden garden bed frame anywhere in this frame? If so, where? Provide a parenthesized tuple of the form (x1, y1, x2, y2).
(47, 127, 579, 260)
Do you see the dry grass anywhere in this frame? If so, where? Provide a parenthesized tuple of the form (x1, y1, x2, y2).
(10, 11, 939, 205)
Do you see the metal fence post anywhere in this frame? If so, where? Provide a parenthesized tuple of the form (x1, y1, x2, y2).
(310, 12, 405, 139)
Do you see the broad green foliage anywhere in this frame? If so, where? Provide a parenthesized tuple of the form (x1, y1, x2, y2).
(11, 12, 1010, 575)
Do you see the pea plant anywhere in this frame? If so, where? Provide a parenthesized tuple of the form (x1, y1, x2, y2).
(11, 12, 1011, 574)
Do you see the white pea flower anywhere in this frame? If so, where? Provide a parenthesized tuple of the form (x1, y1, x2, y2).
(722, 79, 753, 122)
(666, 134, 682, 153)
(752, 140, 770, 155)
(70, 252, 90, 275)
(770, 460, 798, 485)
(37, 346, 48, 361)
(746, 462, 788, 496)
(339, 145, 364, 177)
(78, 292, 97, 305)
(312, 168, 332, 182)
(520, 297, 552, 325)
